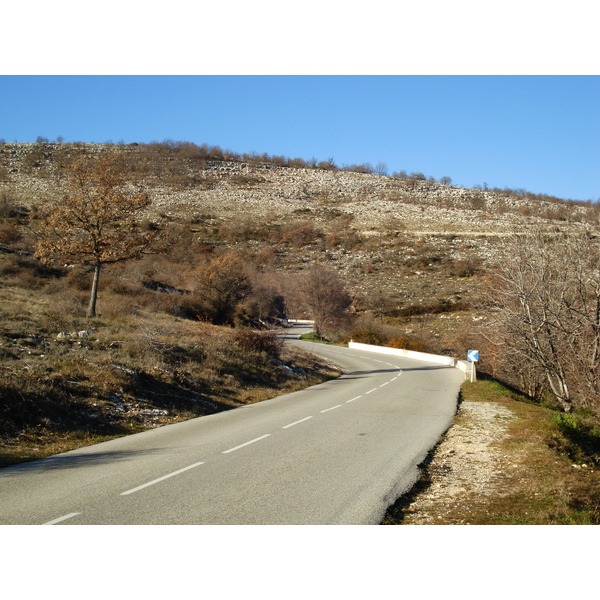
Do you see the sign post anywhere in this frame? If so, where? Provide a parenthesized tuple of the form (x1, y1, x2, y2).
(467, 350, 479, 382)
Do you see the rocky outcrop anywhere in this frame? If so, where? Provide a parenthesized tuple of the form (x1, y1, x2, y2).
(1, 143, 594, 237)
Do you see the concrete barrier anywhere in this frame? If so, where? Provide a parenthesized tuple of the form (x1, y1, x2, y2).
(455, 360, 473, 380)
(289, 323, 472, 381)
(348, 341, 471, 381)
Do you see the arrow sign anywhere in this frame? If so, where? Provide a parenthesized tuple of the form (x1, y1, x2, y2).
(467, 350, 479, 362)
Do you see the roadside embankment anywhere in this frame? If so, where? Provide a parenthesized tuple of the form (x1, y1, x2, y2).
(383, 379, 600, 525)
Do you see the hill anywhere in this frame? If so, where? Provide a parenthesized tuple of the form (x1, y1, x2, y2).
(2, 141, 597, 351)
(1, 141, 599, 468)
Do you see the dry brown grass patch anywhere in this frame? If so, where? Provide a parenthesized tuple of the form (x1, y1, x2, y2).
(1, 282, 340, 468)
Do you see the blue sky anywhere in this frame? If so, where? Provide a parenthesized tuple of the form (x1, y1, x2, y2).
(2, 75, 598, 201)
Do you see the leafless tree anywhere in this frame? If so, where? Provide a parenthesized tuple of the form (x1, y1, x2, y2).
(375, 161, 388, 176)
(482, 229, 600, 412)
(296, 265, 352, 338)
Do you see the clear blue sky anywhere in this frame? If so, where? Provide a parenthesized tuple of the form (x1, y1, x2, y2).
(1, 75, 598, 202)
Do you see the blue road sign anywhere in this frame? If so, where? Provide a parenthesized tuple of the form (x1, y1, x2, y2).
(467, 350, 479, 362)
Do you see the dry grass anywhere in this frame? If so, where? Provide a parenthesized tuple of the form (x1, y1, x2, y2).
(0, 276, 340, 469)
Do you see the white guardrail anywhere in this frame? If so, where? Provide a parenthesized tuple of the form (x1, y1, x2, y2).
(289, 321, 474, 382)
(347, 341, 473, 381)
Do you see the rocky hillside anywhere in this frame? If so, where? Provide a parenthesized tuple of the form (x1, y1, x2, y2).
(2, 141, 598, 352)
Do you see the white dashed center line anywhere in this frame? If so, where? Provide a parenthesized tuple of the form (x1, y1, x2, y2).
(34, 353, 412, 523)
(320, 405, 342, 413)
(222, 434, 271, 454)
(43, 512, 81, 525)
(282, 416, 313, 429)
(121, 461, 206, 495)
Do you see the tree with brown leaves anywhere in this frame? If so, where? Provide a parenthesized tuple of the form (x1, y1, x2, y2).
(35, 154, 161, 317)
(188, 252, 253, 325)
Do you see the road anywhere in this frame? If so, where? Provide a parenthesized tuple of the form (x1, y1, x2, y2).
(0, 324, 464, 525)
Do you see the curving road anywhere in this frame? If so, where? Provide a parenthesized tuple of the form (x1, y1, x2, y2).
(0, 324, 463, 525)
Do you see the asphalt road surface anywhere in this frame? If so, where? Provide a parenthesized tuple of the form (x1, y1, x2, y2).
(0, 324, 464, 525)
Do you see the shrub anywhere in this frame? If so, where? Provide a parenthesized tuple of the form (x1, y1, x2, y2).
(279, 222, 324, 248)
(552, 413, 600, 467)
(0, 254, 64, 289)
(233, 329, 283, 359)
(349, 328, 383, 346)
(228, 174, 265, 187)
(0, 222, 22, 244)
(187, 253, 252, 325)
(443, 257, 481, 278)
(386, 335, 430, 353)
(166, 291, 208, 321)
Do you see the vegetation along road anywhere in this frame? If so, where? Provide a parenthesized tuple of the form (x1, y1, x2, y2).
(0, 325, 463, 524)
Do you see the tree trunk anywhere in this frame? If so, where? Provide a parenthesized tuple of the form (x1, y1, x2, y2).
(87, 261, 101, 318)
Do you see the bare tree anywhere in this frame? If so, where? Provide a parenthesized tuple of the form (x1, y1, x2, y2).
(244, 283, 286, 324)
(483, 229, 600, 412)
(296, 264, 352, 338)
(375, 161, 388, 176)
(35, 154, 160, 317)
(367, 288, 393, 322)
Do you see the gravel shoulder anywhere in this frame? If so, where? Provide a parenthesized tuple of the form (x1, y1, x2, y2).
(384, 380, 600, 525)
(395, 399, 515, 524)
